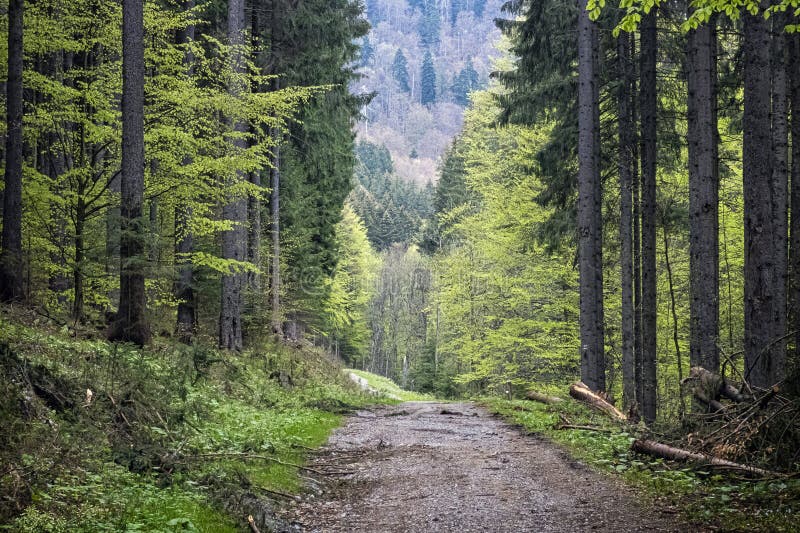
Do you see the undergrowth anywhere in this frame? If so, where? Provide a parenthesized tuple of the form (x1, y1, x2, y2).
(0, 312, 382, 532)
(484, 396, 800, 532)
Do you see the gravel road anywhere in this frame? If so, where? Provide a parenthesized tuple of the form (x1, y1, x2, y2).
(280, 402, 694, 532)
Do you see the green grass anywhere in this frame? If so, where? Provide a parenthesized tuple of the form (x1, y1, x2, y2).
(347, 369, 436, 402)
(484, 397, 800, 532)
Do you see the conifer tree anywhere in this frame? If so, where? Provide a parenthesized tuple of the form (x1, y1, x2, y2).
(392, 49, 411, 93)
(421, 51, 437, 106)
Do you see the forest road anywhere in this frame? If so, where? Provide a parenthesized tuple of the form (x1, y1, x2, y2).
(279, 401, 694, 533)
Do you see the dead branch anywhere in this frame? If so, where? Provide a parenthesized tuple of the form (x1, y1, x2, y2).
(569, 382, 627, 422)
(247, 515, 261, 533)
(193, 452, 326, 475)
(631, 439, 778, 478)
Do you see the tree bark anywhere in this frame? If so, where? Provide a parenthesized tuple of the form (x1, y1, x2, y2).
(687, 15, 719, 373)
(270, 127, 283, 336)
(0, 0, 25, 302)
(789, 33, 800, 378)
(618, 31, 636, 409)
(109, 0, 150, 346)
(639, 9, 658, 424)
(175, 1, 196, 342)
(770, 13, 788, 383)
(525, 391, 563, 405)
(577, 0, 605, 392)
(219, 0, 248, 351)
(743, 5, 778, 387)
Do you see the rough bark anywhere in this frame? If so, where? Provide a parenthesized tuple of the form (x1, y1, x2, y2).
(219, 0, 248, 351)
(175, 1, 196, 342)
(743, 6, 779, 387)
(577, 0, 605, 392)
(687, 16, 720, 373)
(770, 13, 788, 384)
(631, 439, 774, 478)
(618, 31, 636, 409)
(109, 0, 150, 346)
(569, 382, 627, 422)
(0, 0, 25, 302)
(639, 9, 658, 424)
(790, 33, 800, 376)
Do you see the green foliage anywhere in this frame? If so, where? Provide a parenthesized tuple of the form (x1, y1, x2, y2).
(451, 59, 480, 106)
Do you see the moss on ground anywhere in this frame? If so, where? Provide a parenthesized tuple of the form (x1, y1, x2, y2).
(347, 369, 436, 402)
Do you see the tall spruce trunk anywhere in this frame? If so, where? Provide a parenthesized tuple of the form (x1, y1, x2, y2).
(0, 0, 24, 302)
(770, 14, 788, 382)
(110, 0, 150, 345)
(743, 7, 778, 387)
(789, 33, 800, 378)
(687, 16, 719, 372)
(639, 9, 658, 424)
(270, 129, 283, 336)
(618, 31, 636, 408)
(577, 0, 605, 392)
(175, 1, 196, 342)
(247, 9, 261, 290)
(219, 0, 248, 351)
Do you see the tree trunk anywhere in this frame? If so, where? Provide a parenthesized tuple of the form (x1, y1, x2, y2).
(175, 1, 196, 342)
(770, 13, 788, 384)
(219, 0, 248, 351)
(639, 9, 658, 424)
(270, 130, 283, 336)
(687, 16, 720, 373)
(247, 8, 261, 290)
(569, 382, 627, 422)
(789, 33, 800, 380)
(577, 0, 605, 392)
(0, 0, 25, 302)
(631, 439, 774, 477)
(743, 6, 778, 387)
(618, 31, 636, 409)
(109, 0, 150, 346)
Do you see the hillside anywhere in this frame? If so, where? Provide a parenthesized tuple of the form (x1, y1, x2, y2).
(356, 0, 505, 185)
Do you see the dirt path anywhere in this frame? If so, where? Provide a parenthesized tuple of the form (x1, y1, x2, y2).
(281, 402, 692, 532)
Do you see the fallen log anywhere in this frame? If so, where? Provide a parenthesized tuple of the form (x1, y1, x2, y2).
(569, 382, 627, 422)
(525, 391, 562, 405)
(631, 439, 776, 478)
(247, 515, 261, 533)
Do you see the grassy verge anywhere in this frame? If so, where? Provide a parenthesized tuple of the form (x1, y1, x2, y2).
(346, 369, 436, 402)
(484, 396, 800, 532)
(0, 314, 383, 532)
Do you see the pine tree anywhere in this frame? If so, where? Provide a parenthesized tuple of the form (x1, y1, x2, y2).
(361, 37, 374, 66)
(419, 1, 441, 49)
(392, 49, 411, 93)
(421, 51, 437, 106)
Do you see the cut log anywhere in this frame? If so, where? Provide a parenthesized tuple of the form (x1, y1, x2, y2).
(525, 391, 562, 405)
(631, 439, 776, 478)
(247, 515, 261, 533)
(569, 382, 627, 422)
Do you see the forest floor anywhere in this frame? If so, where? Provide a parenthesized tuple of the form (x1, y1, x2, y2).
(279, 401, 693, 532)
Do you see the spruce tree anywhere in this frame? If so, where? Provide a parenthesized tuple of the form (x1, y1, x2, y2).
(392, 49, 411, 93)
(421, 51, 437, 106)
